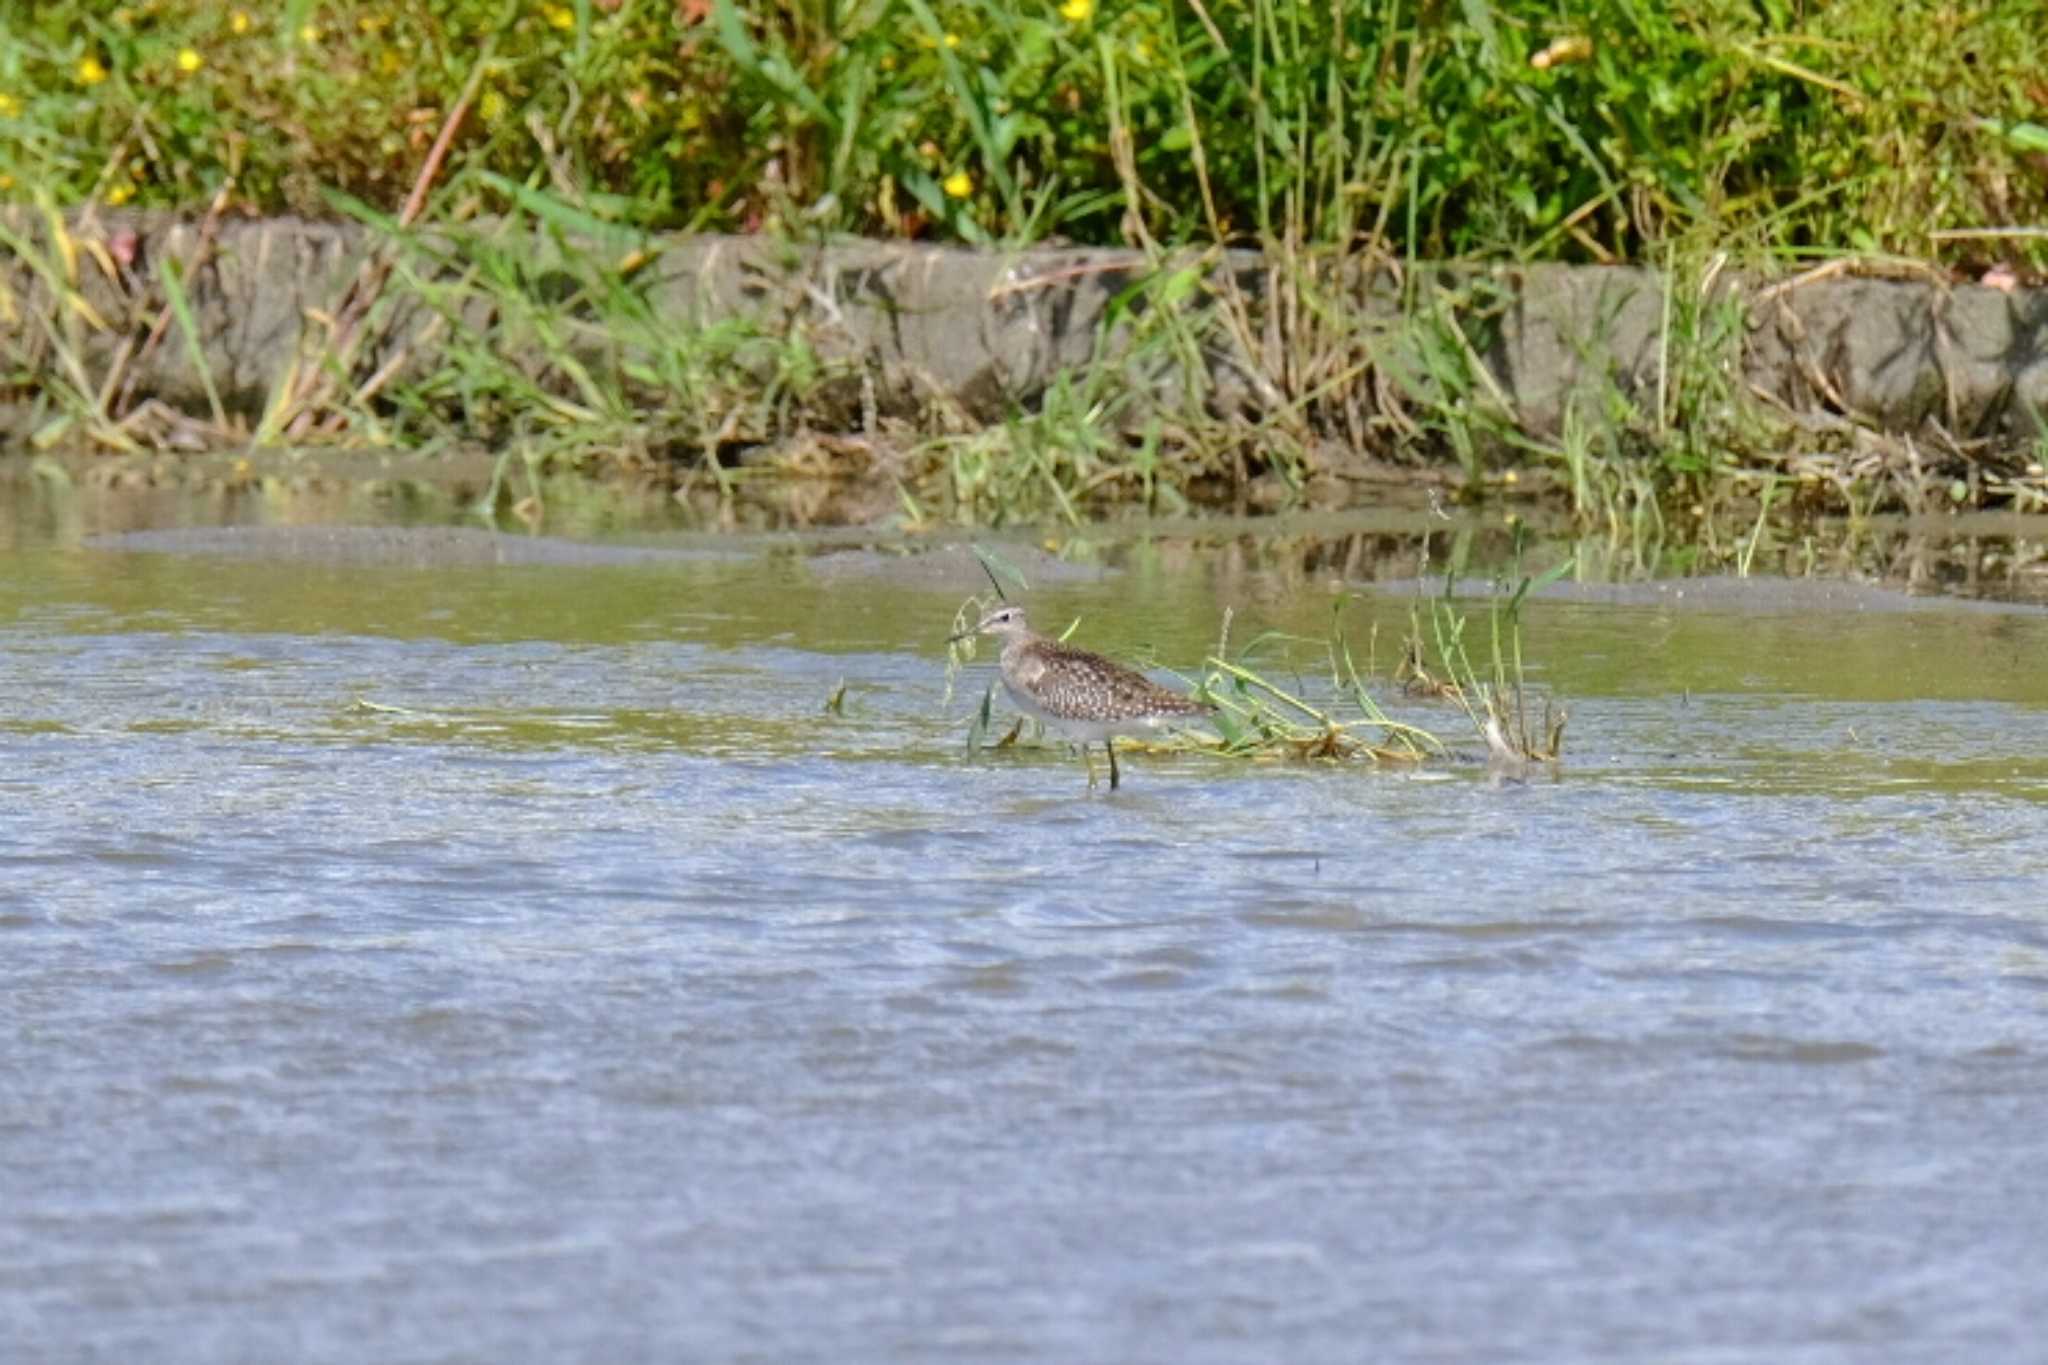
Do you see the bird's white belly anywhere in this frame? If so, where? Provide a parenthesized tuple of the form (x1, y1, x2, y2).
(1000, 677, 1170, 744)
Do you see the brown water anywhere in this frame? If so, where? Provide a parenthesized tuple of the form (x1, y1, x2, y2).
(6, 476, 2048, 1362)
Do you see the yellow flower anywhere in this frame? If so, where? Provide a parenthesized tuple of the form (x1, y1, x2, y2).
(230, 11, 251, 35)
(942, 170, 973, 199)
(543, 3, 576, 30)
(106, 183, 134, 205)
(177, 48, 203, 74)
(479, 89, 507, 122)
(943, 32, 960, 48)
(1059, 0, 1093, 22)
(77, 55, 109, 85)
(0, 93, 20, 116)
(299, 23, 320, 44)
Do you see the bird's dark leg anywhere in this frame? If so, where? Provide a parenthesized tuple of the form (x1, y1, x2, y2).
(1107, 740, 1121, 791)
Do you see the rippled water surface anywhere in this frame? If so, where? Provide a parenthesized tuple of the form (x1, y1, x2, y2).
(6, 491, 2048, 1362)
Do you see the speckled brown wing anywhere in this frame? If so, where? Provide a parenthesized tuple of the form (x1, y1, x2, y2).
(1006, 645, 1050, 696)
(1024, 639, 1210, 723)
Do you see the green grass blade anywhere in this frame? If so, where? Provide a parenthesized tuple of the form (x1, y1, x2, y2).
(159, 257, 228, 430)
(473, 170, 644, 248)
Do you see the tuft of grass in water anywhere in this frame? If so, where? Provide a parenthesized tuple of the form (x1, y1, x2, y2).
(1398, 527, 1570, 764)
(1171, 606, 1443, 766)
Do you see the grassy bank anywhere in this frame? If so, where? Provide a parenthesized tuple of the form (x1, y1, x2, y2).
(6, 0, 2044, 260)
(2, 1, 2046, 527)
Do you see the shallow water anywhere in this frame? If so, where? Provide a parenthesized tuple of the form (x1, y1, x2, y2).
(6, 489, 2048, 1362)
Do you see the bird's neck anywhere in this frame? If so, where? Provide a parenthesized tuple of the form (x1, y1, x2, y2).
(998, 632, 1044, 668)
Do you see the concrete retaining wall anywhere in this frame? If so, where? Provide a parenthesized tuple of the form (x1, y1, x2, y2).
(5, 214, 2045, 461)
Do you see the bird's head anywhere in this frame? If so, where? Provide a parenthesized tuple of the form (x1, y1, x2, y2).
(949, 604, 1030, 644)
